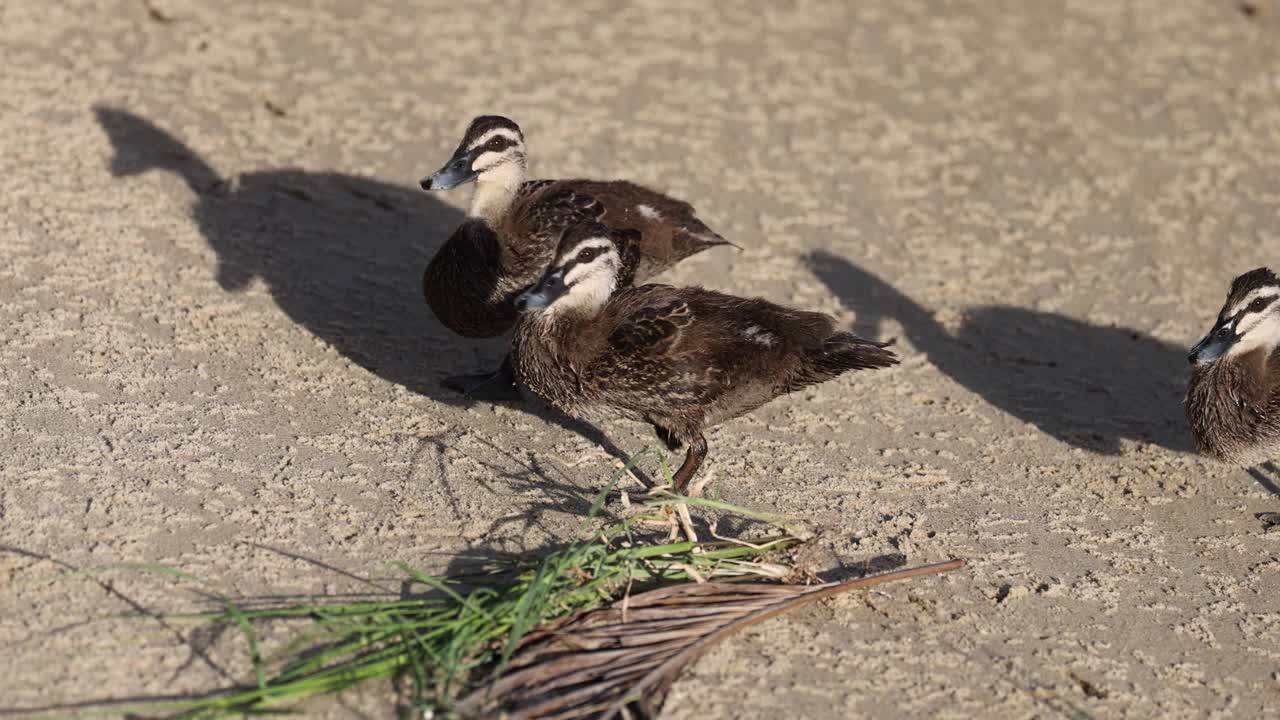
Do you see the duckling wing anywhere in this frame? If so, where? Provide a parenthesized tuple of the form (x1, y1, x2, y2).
(423, 221, 517, 338)
(585, 285, 735, 414)
(521, 184, 609, 245)
(517, 179, 556, 198)
(605, 285, 694, 356)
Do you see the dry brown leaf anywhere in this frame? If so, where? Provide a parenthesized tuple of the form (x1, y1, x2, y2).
(454, 558, 965, 719)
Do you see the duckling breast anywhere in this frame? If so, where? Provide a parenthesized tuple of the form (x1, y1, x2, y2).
(510, 316, 590, 412)
(1185, 356, 1280, 464)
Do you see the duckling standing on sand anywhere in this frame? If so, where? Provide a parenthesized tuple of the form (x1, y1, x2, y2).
(510, 223, 898, 494)
(420, 116, 734, 398)
(1186, 267, 1280, 465)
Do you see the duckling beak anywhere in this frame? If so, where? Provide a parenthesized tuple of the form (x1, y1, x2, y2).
(515, 288, 546, 313)
(1187, 334, 1210, 365)
(420, 154, 476, 191)
(517, 270, 566, 312)
(1187, 327, 1228, 366)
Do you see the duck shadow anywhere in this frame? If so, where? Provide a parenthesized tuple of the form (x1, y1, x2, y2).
(94, 107, 632, 470)
(807, 251, 1195, 455)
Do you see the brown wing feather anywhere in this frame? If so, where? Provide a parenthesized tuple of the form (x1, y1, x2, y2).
(606, 286, 693, 355)
(587, 286, 720, 410)
(591, 286, 895, 423)
(517, 179, 732, 282)
(423, 221, 515, 338)
(519, 184, 608, 246)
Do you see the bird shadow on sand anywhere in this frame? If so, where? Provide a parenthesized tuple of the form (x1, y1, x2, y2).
(1246, 463, 1280, 498)
(93, 106, 636, 490)
(807, 250, 1196, 455)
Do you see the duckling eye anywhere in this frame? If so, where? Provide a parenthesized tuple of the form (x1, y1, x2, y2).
(1248, 297, 1271, 314)
(577, 247, 600, 263)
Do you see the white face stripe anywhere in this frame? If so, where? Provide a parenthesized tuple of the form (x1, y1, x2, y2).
(1227, 288, 1280, 319)
(1228, 310, 1280, 358)
(550, 266, 617, 316)
(563, 248, 620, 286)
(537, 239, 621, 316)
(471, 150, 503, 172)
(1237, 301, 1280, 334)
(467, 128, 522, 151)
(556, 238, 615, 269)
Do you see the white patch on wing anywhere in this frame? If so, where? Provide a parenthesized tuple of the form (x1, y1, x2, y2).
(742, 324, 775, 346)
(636, 204, 662, 221)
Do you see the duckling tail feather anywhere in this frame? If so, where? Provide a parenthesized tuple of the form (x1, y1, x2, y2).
(788, 333, 897, 390)
(675, 218, 740, 252)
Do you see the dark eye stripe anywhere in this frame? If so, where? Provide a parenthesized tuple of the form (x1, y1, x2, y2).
(476, 136, 517, 154)
(1247, 296, 1275, 314)
(1231, 295, 1276, 323)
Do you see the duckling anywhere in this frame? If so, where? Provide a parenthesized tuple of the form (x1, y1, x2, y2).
(421, 116, 733, 395)
(1186, 267, 1280, 465)
(510, 223, 898, 494)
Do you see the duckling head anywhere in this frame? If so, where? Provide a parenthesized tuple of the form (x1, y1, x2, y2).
(420, 115, 526, 192)
(1189, 267, 1280, 366)
(515, 224, 640, 317)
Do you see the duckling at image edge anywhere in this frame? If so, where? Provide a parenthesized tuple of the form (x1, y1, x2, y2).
(510, 223, 898, 494)
(1186, 267, 1280, 466)
(420, 115, 735, 397)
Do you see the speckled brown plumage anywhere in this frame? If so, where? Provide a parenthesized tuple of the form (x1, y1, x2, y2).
(1186, 349, 1280, 464)
(511, 225, 897, 493)
(421, 116, 733, 340)
(1185, 267, 1280, 465)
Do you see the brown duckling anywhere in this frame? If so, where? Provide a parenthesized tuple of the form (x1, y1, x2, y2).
(1186, 267, 1280, 465)
(510, 223, 898, 494)
(420, 116, 733, 396)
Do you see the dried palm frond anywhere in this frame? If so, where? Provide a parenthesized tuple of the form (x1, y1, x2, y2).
(91, 457, 965, 720)
(455, 559, 965, 719)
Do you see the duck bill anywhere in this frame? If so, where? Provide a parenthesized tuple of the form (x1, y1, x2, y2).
(419, 153, 476, 191)
(1187, 329, 1225, 366)
(515, 270, 566, 312)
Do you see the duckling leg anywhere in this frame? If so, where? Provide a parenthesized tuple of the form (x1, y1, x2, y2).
(441, 355, 523, 402)
(671, 433, 707, 495)
(652, 424, 683, 451)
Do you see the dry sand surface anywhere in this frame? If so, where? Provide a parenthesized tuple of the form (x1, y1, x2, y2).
(4, 0, 1280, 717)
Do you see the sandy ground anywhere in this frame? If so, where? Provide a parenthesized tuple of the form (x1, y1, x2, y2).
(3, 0, 1280, 717)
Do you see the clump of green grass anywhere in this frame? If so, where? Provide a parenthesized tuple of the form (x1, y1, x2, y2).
(140, 458, 807, 718)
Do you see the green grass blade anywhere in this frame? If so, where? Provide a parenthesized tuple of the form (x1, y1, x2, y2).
(223, 597, 267, 691)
